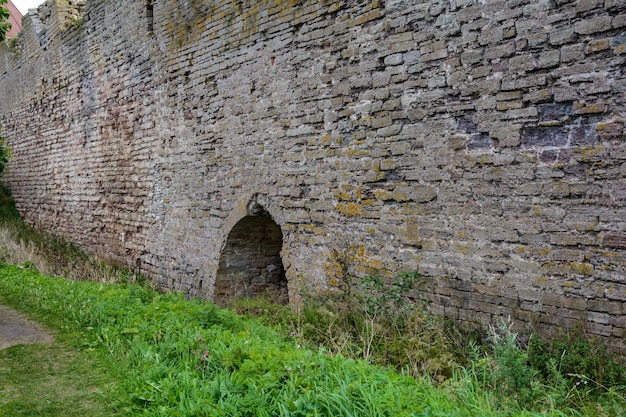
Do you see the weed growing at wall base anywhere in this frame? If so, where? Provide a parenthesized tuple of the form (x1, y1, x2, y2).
(231, 280, 626, 415)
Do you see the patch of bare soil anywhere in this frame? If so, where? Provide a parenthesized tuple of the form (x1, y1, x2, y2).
(0, 305, 54, 350)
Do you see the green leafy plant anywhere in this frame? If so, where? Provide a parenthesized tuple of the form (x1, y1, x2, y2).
(528, 328, 626, 398)
(462, 317, 626, 413)
(0, 0, 11, 42)
(70, 16, 84, 29)
(0, 128, 11, 177)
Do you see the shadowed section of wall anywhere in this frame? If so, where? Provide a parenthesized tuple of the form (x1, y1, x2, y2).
(215, 210, 287, 305)
(0, 0, 625, 351)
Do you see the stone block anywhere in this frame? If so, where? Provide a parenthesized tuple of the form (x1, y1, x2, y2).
(539, 102, 573, 122)
(496, 100, 523, 111)
(384, 53, 404, 66)
(573, 101, 607, 114)
(595, 120, 624, 139)
(403, 50, 421, 65)
(504, 106, 539, 120)
(614, 13, 626, 28)
(553, 87, 580, 102)
(460, 49, 483, 65)
(570, 124, 598, 146)
(523, 0, 556, 14)
(509, 54, 538, 73)
(484, 42, 515, 59)
(523, 89, 553, 103)
(602, 232, 626, 248)
(549, 27, 576, 45)
(393, 185, 437, 202)
(560, 43, 585, 62)
(576, 0, 604, 12)
(537, 49, 561, 68)
(574, 16, 613, 35)
(585, 38, 611, 54)
(521, 126, 569, 148)
(586, 322, 614, 337)
(588, 299, 623, 314)
(467, 133, 493, 150)
(371, 112, 393, 128)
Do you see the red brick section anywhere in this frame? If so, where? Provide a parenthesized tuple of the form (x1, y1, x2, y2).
(5, 0, 22, 38)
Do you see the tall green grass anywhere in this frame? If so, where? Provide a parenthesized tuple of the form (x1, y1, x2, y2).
(0, 266, 431, 416)
(229, 273, 460, 382)
(1, 265, 624, 416)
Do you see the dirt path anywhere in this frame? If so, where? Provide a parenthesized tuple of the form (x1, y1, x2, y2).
(0, 305, 54, 350)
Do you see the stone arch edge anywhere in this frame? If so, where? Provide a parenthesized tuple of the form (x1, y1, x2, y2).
(210, 193, 296, 304)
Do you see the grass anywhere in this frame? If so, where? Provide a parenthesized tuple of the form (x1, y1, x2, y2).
(0, 184, 624, 416)
(1, 265, 624, 416)
(0, 266, 435, 416)
(0, 343, 124, 417)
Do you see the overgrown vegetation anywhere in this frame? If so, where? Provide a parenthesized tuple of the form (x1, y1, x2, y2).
(230, 282, 626, 415)
(1, 264, 624, 416)
(0, 0, 11, 43)
(0, 129, 10, 177)
(0, 185, 624, 416)
(0, 266, 443, 416)
(231, 273, 459, 382)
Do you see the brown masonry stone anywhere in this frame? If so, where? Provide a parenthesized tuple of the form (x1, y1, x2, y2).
(0, 0, 625, 350)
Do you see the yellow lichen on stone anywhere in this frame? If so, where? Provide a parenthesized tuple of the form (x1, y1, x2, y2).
(456, 243, 472, 255)
(299, 224, 327, 235)
(392, 188, 409, 202)
(570, 262, 594, 276)
(336, 202, 363, 217)
(374, 189, 393, 200)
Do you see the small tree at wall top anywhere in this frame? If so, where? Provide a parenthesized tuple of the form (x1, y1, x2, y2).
(0, 0, 11, 43)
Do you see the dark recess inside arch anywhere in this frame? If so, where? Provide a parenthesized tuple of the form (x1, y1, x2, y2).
(214, 209, 288, 304)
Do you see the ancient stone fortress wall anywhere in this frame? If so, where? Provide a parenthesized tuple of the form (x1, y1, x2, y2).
(0, 0, 625, 349)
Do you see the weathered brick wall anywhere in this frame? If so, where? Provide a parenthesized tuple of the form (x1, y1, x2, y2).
(0, 0, 625, 349)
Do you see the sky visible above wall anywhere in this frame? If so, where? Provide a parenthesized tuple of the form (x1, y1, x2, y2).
(12, 0, 42, 15)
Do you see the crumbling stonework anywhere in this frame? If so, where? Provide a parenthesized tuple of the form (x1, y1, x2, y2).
(0, 0, 625, 349)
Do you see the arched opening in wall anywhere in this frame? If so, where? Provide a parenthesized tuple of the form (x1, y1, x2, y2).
(214, 207, 288, 305)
